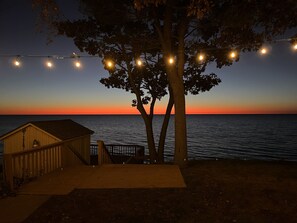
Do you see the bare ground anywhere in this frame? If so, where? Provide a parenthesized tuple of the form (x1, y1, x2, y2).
(23, 160, 297, 223)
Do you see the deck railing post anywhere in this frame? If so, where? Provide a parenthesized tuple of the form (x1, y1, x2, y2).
(3, 154, 14, 192)
(97, 140, 104, 165)
(97, 141, 114, 164)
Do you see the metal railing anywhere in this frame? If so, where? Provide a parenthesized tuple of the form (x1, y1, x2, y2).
(90, 144, 98, 156)
(90, 144, 145, 164)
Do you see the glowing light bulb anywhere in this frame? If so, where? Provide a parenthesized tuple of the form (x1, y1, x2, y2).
(136, 59, 143, 66)
(229, 51, 237, 59)
(168, 57, 175, 65)
(260, 47, 267, 54)
(46, 61, 53, 68)
(75, 61, 81, 68)
(293, 43, 297, 50)
(197, 53, 205, 61)
(105, 60, 114, 69)
(14, 60, 21, 67)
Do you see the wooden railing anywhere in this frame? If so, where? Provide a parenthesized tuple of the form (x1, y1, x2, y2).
(91, 143, 145, 164)
(2, 141, 146, 191)
(0, 152, 3, 185)
(3, 141, 64, 191)
(66, 144, 89, 165)
(96, 140, 114, 165)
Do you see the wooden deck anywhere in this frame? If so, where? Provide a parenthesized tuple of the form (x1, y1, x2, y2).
(0, 164, 186, 222)
(18, 164, 186, 195)
(2, 142, 146, 191)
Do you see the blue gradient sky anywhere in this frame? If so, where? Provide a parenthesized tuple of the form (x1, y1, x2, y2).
(0, 0, 297, 114)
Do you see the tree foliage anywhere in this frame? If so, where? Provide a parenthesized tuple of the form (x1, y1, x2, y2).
(132, 0, 297, 166)
(48, 0, 222, 162)
(33, 0, 297, 165)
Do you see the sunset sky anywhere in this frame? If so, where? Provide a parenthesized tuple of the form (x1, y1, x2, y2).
(0, 1, 297, 115)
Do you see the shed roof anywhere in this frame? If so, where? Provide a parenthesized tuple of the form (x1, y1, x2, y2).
(0, 119, 94, 141)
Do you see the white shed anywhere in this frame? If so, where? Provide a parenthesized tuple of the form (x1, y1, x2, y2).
(0, 119, 94, 189)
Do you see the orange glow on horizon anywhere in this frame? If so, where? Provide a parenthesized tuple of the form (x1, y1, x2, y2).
(1, 104, 296, 115)
(0, 106, 139, 115)
(186, 105, 297, 115)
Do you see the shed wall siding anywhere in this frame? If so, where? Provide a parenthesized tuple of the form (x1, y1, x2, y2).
(3, 126, 58, 154)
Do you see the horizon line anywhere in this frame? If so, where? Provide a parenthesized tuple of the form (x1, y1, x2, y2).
(0, 113, 296, 116)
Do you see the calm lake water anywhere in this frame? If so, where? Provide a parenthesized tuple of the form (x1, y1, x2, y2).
(0, 115, 297, 161)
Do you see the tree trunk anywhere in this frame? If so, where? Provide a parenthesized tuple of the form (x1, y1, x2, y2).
(155, 0, 188, 166)
(141, 113, 158, 163)
(137, 100, 158, 163)
(157, 89, 174, 163)
(173, 16, 188, 167)
(165, 67, 188, 167)
(171, 80, 187, 167)
(125, 58, 158, 163)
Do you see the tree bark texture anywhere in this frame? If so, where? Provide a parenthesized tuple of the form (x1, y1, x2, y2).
(161, 1, 188, 167)
(157, 88, 174, 163)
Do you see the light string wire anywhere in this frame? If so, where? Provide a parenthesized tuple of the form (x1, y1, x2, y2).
(1, 38, 296, 69)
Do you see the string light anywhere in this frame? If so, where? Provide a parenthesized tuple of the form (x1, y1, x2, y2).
(45, 60, 54, 68)
(260, 47, 268, 55)
(1, 38, 296, 70)
(168, 56, 175, 65)
(136, 59, 143, 66)
(74, 60, 82, 68)
(105, 59, 114, 69)
(197, 53, 205, 62)
(13, 59, 21, 67)
(229, 51, 237, 59)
